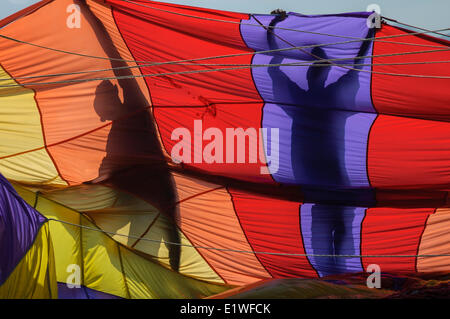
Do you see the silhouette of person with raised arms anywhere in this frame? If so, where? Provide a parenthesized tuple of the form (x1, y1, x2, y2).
(80, 2, 181, 272)
(266, 10, 371, 276)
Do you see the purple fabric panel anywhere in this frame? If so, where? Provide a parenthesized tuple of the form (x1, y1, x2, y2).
(261, 103, 376, 188)
(241, 14, 375, 113)
(343, 112, 377, 187)
(57, 282, 122, 299)
(240, 14, 375, 113)
(300, 204, 366, 277)
(241, 13, 376, 190)
(0, 173, 46, 284)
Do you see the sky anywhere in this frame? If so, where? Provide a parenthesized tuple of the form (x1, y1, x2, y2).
(1, 0, 449, 32)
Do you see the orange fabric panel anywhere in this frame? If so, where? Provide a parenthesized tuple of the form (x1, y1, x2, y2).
(417, 207, 450, 273)
(172, 173, 271, 285)
(0, 0, 153, 184)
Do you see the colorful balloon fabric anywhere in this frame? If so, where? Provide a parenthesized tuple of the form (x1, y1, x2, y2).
(0, 0, 449, 298)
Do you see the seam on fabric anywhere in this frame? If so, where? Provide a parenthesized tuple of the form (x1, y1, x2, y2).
(359, 208, 368, 272)
(116, 243, 132, 299)
(29, 74, 69, 186)
(366, 26, 378, 199)
(415, 208, 437, 273)
(0, 61, 68, 186)
(241, 15, 278, 185)
(130, 213, 160, 248)
(45, 224, 56, 299)
(171, 187, 228, 284)
(109, 4, 169, 159)
(298, 204, 321, 278)
(227, 187, 274, 279)
(79, 214, 86, 287)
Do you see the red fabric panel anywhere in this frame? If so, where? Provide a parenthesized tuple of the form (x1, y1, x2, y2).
(368, 115, 450, 189)
(361, 207, 433, 273)
(229, 189, 318, 278)
(372, 24, 450, 121)
(108, 0, 273, 183)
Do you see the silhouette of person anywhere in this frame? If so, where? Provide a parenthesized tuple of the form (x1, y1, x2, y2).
(266, 13, 371, 276)
(81, 2, 181, 272)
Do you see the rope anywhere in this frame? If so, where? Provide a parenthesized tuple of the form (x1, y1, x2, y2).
(121, 0, 450, 42)
(0, 30, 447, 69)
(4, 88, 450, 162)
(0, 8, 448, 86)
(253, 14, 449, 80)
(0, 10, 447, 67)
(254, 13, 373, 79)
(0, 8, 448, 84)
(1, 59, 449, 83)
(47, 217, 450, 258)
(0, 47, 449, 88)
(382, 16, 450, 39)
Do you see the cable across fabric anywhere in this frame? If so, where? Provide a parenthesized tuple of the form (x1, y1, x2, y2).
(0, 11, 447, 66)
(0, 47, 449, 88)
(46, 217, 450, 258)
(0, 6, 449, 85)
(121, 0, 450, 40)
(252, 13, 449, 81)
(382, 16, 450, 39)
(1, 57, 449, 83)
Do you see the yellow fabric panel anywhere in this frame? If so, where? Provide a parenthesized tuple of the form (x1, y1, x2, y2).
(81, 216, 228, 298)
(0, 65, 66, 186)
(30, 194, 127, 297)
(42, 184, 223, 283)
(44, 184, 158, 242)
(34, 195, 82, 283)
(120, 245, 228, 299)
(11, 181, 38, 205)
(82, 218, 129, 298)
(89, 212, 151, 247)
(35, 192, 151, 298)
(11, 183, 230, 298)
(417, 207, 450, 273)
(10, 182, 74, 282)
(0, 223, 58, 299)
(42, 184, 118, 211)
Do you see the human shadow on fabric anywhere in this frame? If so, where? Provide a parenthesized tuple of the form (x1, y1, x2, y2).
(80, 2, 181, 272)
(266, 15, 373, 276)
